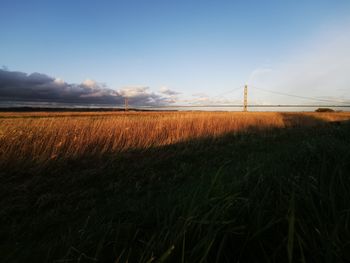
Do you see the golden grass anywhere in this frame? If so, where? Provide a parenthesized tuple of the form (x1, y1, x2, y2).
(1, 111, 350, 165)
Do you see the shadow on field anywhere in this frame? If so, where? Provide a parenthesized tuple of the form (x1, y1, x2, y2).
(1, 115, 350, 263)
(280, 112, 326, 127)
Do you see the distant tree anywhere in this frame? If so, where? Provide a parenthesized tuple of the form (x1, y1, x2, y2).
(315, 108, 335, 112)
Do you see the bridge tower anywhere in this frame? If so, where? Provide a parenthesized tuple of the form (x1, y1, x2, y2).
(243, 85, 248, 112)
(124, 97, 129, 111)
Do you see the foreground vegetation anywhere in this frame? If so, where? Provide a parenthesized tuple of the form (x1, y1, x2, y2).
(1, 111, 350, 262)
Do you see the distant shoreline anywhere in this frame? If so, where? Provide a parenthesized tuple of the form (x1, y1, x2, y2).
(0, 106, 348, 113)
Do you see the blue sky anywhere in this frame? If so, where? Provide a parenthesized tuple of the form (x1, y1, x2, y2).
(1, 0, 350, 106)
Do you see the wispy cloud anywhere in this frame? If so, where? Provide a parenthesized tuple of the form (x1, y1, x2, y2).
(159, 86, 181, 96)
(248, 21, 350, 104)
(180, 93, 242, 105)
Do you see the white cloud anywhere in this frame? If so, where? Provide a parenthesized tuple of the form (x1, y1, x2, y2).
(117, 86, 179, 105)
(82, 79, 98, 89)
(118, 86, 149, 98)
(53, 78, 65, 86)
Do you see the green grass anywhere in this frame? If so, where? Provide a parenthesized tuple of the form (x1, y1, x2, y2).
(1, 119, 350, 262)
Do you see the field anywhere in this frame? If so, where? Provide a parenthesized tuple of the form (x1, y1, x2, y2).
(1, 111, 350, 262)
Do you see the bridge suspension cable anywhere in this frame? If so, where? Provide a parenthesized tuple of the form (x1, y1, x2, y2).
(213, 86, 243, 98)
(250, 86, 350, 105)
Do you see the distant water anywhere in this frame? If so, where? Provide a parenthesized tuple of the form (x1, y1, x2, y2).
(0, 101, 348, 112)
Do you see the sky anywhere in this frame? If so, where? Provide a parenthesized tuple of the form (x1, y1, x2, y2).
(1, 0, 350, 108)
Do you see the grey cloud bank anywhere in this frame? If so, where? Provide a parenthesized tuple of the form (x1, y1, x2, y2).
(0, 69, 177, 106)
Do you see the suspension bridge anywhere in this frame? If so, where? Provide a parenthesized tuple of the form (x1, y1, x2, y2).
(123, 85, 350, 111)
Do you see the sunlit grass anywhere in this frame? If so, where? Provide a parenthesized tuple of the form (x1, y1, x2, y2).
(1, 111, 350, 166)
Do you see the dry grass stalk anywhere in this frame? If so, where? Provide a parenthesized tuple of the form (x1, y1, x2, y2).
(1, 111, 350, 165)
